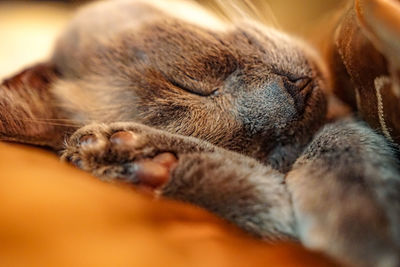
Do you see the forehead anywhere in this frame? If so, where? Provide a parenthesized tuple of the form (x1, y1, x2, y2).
(125, 19, 312, 77)
(142, 0, 311, 63)
(54, 0, 315, 79)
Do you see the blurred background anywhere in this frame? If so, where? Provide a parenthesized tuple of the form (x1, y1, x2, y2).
(0, 0, 348, 79)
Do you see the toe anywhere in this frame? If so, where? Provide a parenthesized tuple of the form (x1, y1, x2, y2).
(134, 160, 170, 188)
(79, 134, 97, 147)
(153, 152, 178, 169)
(110, 131, 138, 146)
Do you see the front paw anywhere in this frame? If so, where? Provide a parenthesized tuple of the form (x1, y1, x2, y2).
(62, 123, 178, 189)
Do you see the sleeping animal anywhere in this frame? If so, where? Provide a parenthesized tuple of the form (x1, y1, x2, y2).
(1, 1, 399, 266)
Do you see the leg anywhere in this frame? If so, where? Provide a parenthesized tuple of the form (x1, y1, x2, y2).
(62, 122, 296, 240)
(287, 120, 400, 267)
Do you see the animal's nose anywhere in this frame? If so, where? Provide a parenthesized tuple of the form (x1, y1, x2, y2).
(283, 76, 313, 112)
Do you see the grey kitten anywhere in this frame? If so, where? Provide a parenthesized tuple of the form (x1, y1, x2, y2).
(1, 1, 399, 266)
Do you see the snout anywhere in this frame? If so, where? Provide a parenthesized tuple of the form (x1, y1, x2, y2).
(283, 76, 313, 114)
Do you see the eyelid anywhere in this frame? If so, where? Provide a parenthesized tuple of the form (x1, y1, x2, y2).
(168, 79, 214, 97)
(287, 75, 310, 83)
(271, 69, 309, 82)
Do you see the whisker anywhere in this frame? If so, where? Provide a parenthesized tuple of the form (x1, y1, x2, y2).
(26, 118, 82, 123)
(205, 0, 281, 29)
(10, 118, 82, 127)
(244, 0, 281, 29)
(54, 103, 127, 112)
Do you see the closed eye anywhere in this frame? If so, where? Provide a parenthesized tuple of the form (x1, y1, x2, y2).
(168, 79, 219, 97)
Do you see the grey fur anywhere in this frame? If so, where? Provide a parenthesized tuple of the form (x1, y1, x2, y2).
(287, 120, 400, 266)
(1, 1, 400, 266)
(63, 122, 296, 240)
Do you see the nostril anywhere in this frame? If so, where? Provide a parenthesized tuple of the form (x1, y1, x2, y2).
(282, 76, 314, 113)
(291, 77, 312, 90)
(283, 76, 312, 97)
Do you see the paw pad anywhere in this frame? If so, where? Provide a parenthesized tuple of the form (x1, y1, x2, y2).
(79, 134, 97, 146)
(110, 131, 139, 146)
(64, 126, 179, 190)
(153, 153, 178, 169)
(133, 152, 178, 188)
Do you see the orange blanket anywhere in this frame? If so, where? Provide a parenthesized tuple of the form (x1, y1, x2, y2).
(0, 142, 336, 266)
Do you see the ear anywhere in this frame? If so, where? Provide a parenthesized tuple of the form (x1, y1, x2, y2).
(0, 63, 77, 150)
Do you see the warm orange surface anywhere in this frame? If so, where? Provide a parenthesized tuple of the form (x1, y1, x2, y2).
(0, 142, 337, 267)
